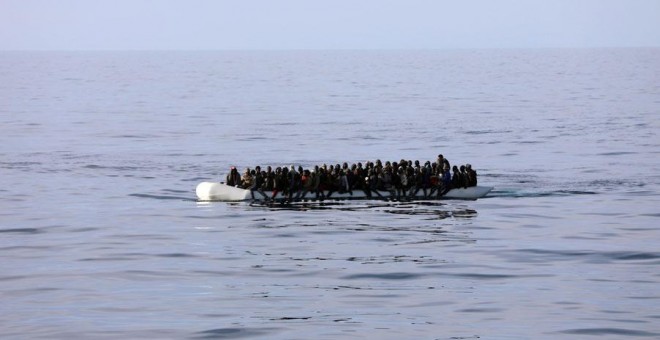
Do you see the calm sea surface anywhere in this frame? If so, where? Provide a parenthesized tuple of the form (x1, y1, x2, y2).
(1, 49, 659, 339)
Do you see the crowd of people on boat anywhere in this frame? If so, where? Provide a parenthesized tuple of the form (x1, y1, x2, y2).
(224, 154, 477, 201)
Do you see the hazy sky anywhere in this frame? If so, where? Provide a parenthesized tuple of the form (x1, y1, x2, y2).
(1, 0, 659, 50)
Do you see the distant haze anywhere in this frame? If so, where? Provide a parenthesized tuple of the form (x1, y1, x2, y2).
(1, 0, 659, 50)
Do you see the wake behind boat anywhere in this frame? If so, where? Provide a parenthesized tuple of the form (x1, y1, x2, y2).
(196, 181, 493, 201)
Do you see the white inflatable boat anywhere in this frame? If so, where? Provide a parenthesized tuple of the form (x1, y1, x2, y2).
(196, 182, 493, 202)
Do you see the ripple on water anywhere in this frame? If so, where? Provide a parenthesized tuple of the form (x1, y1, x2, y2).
(341, 272, 425, 280)
(0, 228, 45, 234)
(559, 328, 660, 337)
(509, 249, 660, 264)
(193, 327, 281, 339)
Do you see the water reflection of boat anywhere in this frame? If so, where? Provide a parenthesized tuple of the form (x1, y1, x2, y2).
(196, 182, 493, 201)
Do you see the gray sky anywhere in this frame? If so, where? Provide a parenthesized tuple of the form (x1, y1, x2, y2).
(1, 0, 659, 50)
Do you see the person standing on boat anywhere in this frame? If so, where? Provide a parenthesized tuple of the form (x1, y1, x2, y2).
(437, 154, 450, 171)
(226, 166, 241, 187)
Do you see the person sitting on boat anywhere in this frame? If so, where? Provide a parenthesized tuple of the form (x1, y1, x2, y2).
(264, 166, 275, 191)
(346, 164, 356, 192)
(324, 167, 339, 198)
(395, 166, 407, 199)
(404, 166, 415, 197)
(428, 168, 440, 197)
(460, 165, 469, 189)
(437, 166, 452, 196)
(316, 167, 327, 198)
(287, 165, 299, 201)
(411, 164, 432, 198)
(451, 165, 464, 189)
(430, 165, 444, 197)
(352, 163, 365, 191)
(466, 164, 477, 187)
(226, 166, 241, 187)
(392, 166, 403, 199)
(377, 167, 389, 194)
(277, 167, 289, 199)
(241, 168, 253, 189)
(271, 167, 283, 200)
(312, 166, 324, 199)
(367, 168, 383, 198)
(337, 170, 351, 195)
(249, 167, 268, 200)
(424, 162, 433, 194)
(296, 169, 313, 199)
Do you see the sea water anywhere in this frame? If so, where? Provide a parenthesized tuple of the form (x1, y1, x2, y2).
(1, 49, 659, 339)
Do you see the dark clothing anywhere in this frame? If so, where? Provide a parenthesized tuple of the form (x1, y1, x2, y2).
(272, 170, 288, 199)
(467, 169, 477, 187)
(452, 170, 463, 189)
(226, 171, 241, 186)
(250, 172, 267, 200)
(264, 172, 275, 190)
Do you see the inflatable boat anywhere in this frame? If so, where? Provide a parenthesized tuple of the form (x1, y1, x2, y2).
(196, 182, 493, 202)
